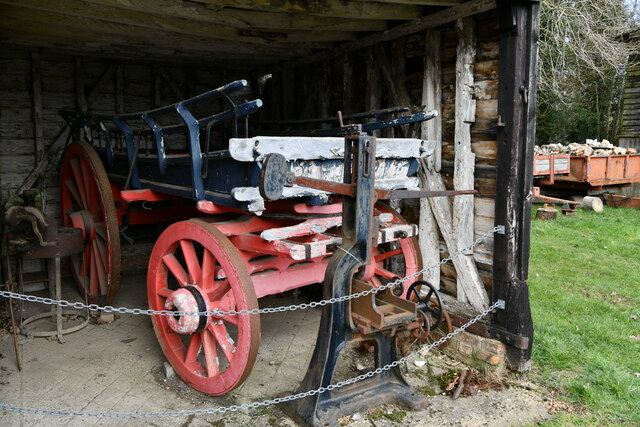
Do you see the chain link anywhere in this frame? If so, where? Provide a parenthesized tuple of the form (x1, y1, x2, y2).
(0, 300, 503, 418)
(0, 226, 503, 318)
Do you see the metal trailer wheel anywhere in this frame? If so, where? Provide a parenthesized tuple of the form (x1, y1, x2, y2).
(147, 220, 260, 396)
(60, 141, 121, 305)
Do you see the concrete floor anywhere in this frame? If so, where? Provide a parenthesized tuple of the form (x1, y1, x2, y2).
(0, 273, 552, 426)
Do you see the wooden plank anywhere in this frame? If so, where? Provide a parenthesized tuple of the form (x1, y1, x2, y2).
(421, 158, 489, 309)
(284, 0, 497, 68)
(353, 0, 462, 4)
(418, 157, 442, 289)
(87, 63, 116, 104)
(17, 123, 70, 193)
(365, 48, 382, 138)
(159, 67, 184, 101)
(0, 11, 314, 58)
(453, 17, 477, 260)
(196, 0, 423, 20)
(0, 0, 359, 43)
(115, 64, 124, 114)
(281, 68, 296, 120)
(74, 57, 88, 113)
(419, 28, 443, 289)
(82, 0, 389, 32)
(342, 54, 354, 114)
(30, 51, 44, 167)
(492, 0, 539, 372)
(422, 29, 442, 171)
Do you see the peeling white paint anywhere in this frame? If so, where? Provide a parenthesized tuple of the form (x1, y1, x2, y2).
(229, 137, 436, 162)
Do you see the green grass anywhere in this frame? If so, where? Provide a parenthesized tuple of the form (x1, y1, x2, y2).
(528, 206, 640, 425)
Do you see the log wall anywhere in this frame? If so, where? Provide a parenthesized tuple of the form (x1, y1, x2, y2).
(619, 33, 640, 197)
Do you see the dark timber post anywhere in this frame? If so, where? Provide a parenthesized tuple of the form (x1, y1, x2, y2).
(492, 0, 540, 372)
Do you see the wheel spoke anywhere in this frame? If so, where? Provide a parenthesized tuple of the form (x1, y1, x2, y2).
(158, 287, 172, 298)
(184, 333, 202, 370)
(201, 249, 215, 289)
(209, 297, 239, 325)
(93, 242, 108, 295)
(94, 222, 107, 242)
(162, 254, 189, 286)
(94, 238, 108, 270)
(79, 158, 98, 213)
(374, 248, 403, 263)
(70, 158, 88, 209)
(210, 321, 235, 363)
(180, 240, 202, 285)
(89, 248, 99, 295)
(207, 280, 231, 301)
(64, 180, 83, 208)
(374, 266, 397, 280)
(201, 330, 220, 378)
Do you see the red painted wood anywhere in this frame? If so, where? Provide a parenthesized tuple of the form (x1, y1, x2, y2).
(148, 220, 260, 396)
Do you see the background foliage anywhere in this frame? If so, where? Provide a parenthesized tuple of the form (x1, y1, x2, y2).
(536, 0, 639, 145)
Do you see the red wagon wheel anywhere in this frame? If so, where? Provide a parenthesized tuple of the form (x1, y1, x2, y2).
(60, 141, 121, 305)
(148, 220, 260, 396)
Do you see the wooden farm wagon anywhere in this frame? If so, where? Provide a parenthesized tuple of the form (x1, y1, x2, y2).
(0, 0, 540, 408)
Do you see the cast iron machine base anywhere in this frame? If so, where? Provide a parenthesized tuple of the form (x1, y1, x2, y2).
(275, 134, 429, 425)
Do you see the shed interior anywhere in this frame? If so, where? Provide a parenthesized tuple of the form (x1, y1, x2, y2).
(0, 0, 537, 371)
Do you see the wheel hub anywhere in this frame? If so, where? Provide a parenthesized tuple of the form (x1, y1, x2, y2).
(165, 286, 209, 334)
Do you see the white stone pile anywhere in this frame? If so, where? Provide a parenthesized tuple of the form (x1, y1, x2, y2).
(534, 139, 637, 157)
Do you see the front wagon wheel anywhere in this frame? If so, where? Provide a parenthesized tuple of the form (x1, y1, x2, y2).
(147, 220, 260, 395)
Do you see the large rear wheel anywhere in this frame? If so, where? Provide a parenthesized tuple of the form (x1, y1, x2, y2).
(60, 141, 121, 304)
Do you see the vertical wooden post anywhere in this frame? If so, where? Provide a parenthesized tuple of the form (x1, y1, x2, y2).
(74, 57, 88, 113)
(282, 68, 296, 120)
(493, 0, 540, 372)
(423, 29, 442, 172)
(419, 30, 442, 289)
(116, 64, 124, 114)
(365, 48, 381, 137)
(453, 17, 477, 263)
(342, 54, 353, 114)
(31, 51, 44, 166)
(318, 61, 331, 121)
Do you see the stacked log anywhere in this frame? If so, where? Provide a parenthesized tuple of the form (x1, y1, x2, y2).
(534, 139, 638, 157)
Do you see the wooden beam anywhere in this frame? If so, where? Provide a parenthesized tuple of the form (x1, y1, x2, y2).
(17, 124, 70, 194)
(0, 8, 316, 57)
(197, 0, 422, 20)
(365, 48, 382, 138)
(0, 0, 359, 44)
(422, 29, 442, 171)
(281, 68, 296, 120)
(158, 67, 184, 101)
(82, 0, 389, 32)
(115, 64, 124, 114)
(421, 158, 489, 309)
(353, 0, 461, 4)
(492, 0, 540, 372)
(342, 54, 354, 114)
(453, 17, 476, 260)
(30, 51, 44, 166)
(0, 35, 289, 67)
(419, 29, 442, 289)
(74, 57, 88, 113)
(87, 64, 116, 105)
(285, 0, 496, 69)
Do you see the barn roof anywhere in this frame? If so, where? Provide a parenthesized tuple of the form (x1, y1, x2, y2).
(0, 0, 493, 67)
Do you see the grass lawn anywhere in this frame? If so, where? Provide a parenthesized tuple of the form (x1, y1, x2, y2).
(528, 206, 640, 425)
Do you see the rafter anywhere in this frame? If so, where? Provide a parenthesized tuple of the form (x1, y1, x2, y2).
(0, 0, 358, 44)
(82, 0, 390, 31)
(0, 7, 321, 57)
